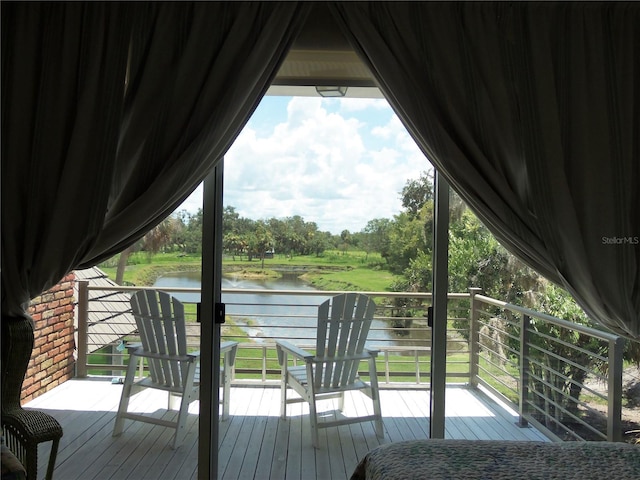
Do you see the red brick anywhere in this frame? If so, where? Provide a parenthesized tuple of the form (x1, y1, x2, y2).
(41, 358, 53, 369)
(45, 382, 59, 393)
(32, 303, 47, 313)
(40, 326, 53, 336)
(24, 383, 39, 396)
(41, 292, 55, 302)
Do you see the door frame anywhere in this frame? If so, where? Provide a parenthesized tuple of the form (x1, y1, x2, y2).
(198, 160, 225, 479)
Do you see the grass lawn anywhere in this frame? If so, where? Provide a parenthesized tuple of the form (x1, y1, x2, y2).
(99, 250, 400, 292)
(227, 343, 469, 384)
(303, 265, 398, 292)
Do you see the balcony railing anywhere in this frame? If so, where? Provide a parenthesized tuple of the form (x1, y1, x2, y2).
(468, 289, 627, 442)
(75, 281, 632, 443)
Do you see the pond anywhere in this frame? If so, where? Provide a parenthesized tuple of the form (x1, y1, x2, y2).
(153, 271, 433, 348)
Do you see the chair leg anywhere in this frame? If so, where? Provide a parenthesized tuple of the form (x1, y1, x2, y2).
(280, 372, 288, 419)
(113, 354, 139, 437)
(372, 392, 384, 439)
(172, 362, 198, 449)
(308, 394, 319, 448)
(26, 445, 37, 480)
(45, 437, 61, 480)
(368, 359, 384, 439)
(172, 393, 190, 449)
(221, 366, 231, 421)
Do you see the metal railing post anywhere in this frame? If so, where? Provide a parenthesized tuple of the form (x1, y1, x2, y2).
(76, 280, 89, 378)
(384, 350, 390, 384)
(468, 288, 482, 388)
(608, 336, 624, 441)
(518, 314, 531, 427)
(262, 345, 268, 382)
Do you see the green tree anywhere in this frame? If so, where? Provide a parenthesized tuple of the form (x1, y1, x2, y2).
(247, 220, 273, 269)
(141, 215, 182, 259)
(223, 206, 241, 233)
(385, 173, 435, 281)
(223, 232, 247, 260)
(386, 208, 430, 275)
(401, 170, 433, 217)
(301, 220, 320, 255)
(176, 209, 203, 254)
(309, 231, 332, 257)
(289, 216, 309, 256)
(340, 229, 351, 255)
(363, 218, 392, 261)
(529, 283, 605, 422)
(267, 218, 289, 256)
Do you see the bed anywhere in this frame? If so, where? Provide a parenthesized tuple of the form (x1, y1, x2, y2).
(350, 439, 640, 480)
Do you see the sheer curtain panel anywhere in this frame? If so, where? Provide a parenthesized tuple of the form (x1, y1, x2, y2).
(1, 1, 308, 317)
(1, 4, 308, 464)
(332, 1, 640, 337)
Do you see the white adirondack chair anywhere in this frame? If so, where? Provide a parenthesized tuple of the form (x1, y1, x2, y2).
(112, 290, 238, 448)
(276, 292, 383, 448)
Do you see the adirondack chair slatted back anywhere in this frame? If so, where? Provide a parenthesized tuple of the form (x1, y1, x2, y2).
(130, 290, 189, 389)
(314, 293, 376, 390)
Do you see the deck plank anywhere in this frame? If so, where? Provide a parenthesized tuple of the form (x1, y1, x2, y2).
(25, 379, 549, 480)
(238, 388, 272, 479)
(297, 401, 317, 480)
(218, 386, 256, 478)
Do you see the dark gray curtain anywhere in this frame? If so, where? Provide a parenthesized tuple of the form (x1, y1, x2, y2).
(332, 2, 640, 337)
(1, 1, 310, 317)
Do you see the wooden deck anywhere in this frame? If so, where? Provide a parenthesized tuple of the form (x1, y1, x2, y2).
(25, 378, 548, 479)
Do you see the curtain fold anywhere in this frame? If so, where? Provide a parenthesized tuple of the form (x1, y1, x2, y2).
(331, 2, 640, 337)
(1, 1, 310, 317)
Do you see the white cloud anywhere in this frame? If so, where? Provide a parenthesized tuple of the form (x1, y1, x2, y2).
(337, 97, 389, 112)
(178, 96, 431, 234)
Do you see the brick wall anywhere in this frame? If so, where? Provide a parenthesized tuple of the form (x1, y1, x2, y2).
(23, 273, 76, 403)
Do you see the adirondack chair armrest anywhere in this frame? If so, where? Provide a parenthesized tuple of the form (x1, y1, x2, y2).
(365, 347, 379, 357)
(220, 341, 239, 366)
(125, 342, 143, 353)
(276, 340, 314, 365)
(311, 352, 372, 364)
(134, 350, 200, 362)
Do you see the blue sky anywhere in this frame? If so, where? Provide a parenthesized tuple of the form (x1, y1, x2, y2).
(179, 96, 431, 234)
